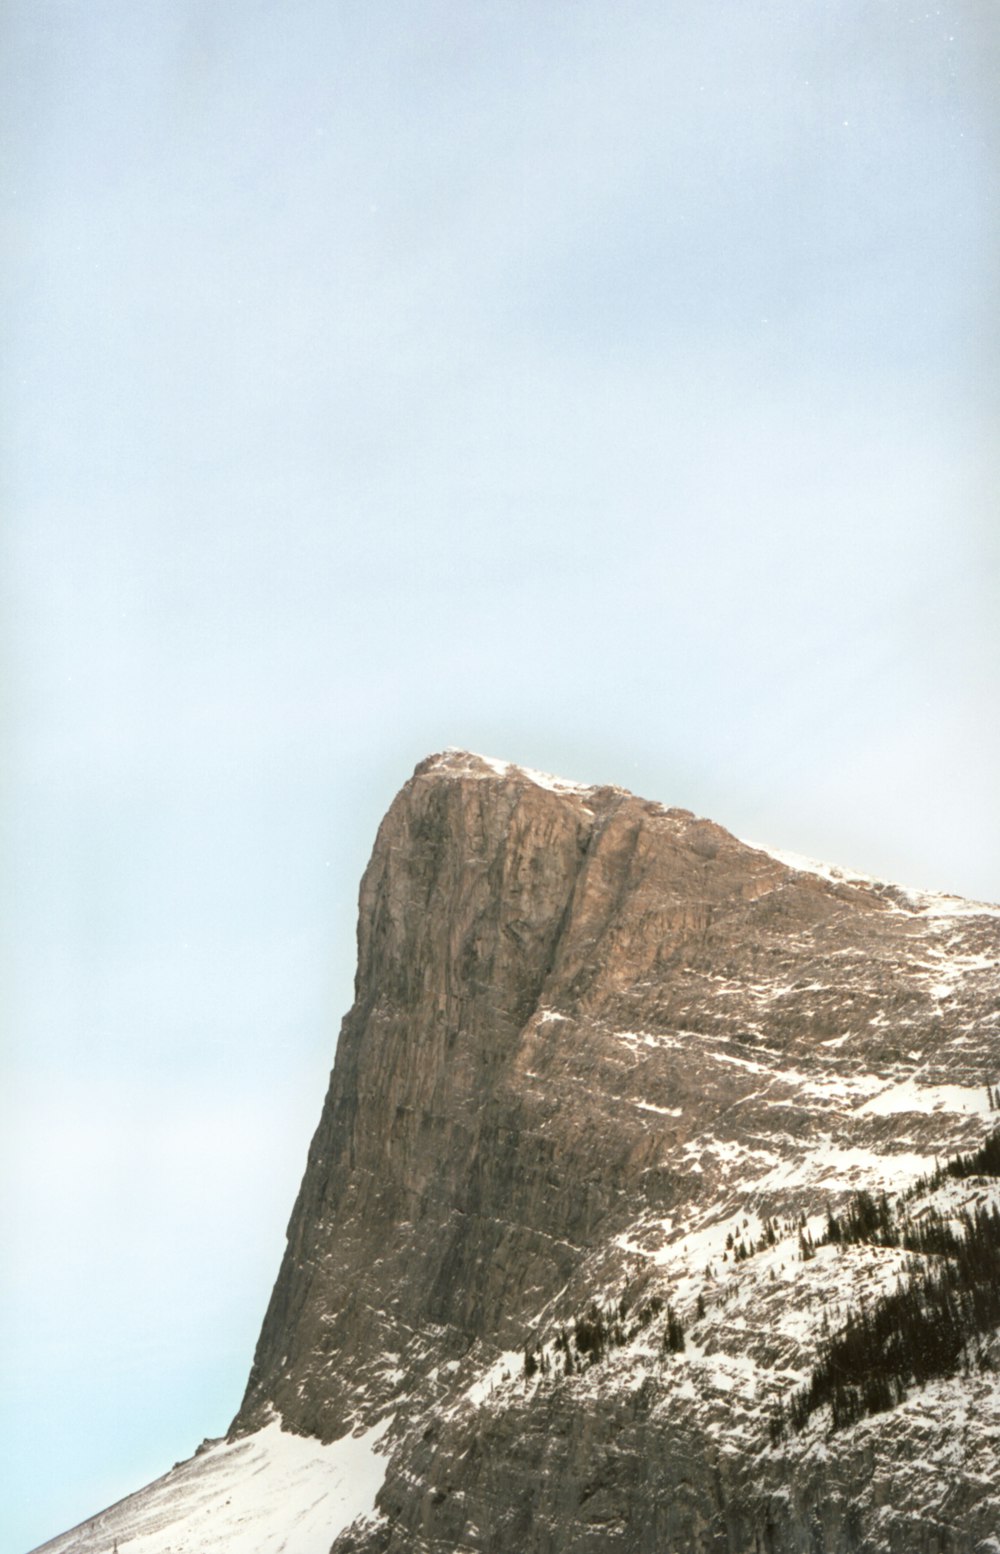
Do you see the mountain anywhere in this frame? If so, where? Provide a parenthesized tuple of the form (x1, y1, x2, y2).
(33, 751, 1000, 1554)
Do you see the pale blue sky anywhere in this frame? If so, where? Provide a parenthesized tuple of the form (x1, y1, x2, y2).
(3, 3, 998, 1548)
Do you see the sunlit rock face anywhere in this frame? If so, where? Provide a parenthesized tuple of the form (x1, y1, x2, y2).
(229, 752, 1000, 1553)
(35, 753, 1000, 1554)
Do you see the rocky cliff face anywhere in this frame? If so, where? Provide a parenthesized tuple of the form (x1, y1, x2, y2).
(35, 752, 1000, 1554)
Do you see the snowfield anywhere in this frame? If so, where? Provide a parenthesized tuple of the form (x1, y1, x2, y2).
(31, 1416, 393, 1554)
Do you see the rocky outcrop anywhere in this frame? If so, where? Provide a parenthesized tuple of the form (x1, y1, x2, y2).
(34, 752, 1000, 1554)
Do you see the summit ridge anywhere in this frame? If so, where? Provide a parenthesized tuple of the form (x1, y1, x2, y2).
(419, 747, 613, 798)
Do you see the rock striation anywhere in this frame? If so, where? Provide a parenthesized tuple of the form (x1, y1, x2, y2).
(34, 752, 1000, 1554)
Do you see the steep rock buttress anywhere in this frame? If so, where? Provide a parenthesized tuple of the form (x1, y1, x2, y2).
(233, 751, 600, 1438)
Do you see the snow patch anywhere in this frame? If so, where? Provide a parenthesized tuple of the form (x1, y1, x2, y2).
(463, 1349, 523, 1408)
(437, 749, 597, 798)
(858, 1080, 992, 1118)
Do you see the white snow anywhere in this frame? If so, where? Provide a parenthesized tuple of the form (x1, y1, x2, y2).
(612, 1028, 676, 1053)
(744, 839, 1000, 916)
(726, 1136, 935, 1198)
(512, 763, 598, 797)
(803, 1141, 932, 1189)
(462, 1349, 524, 1408)
(742, 842, 881, 889)
(858, 1079, 993, 1117)
(913, 947, 998, 1003)
(437, 749, 598, 798)
(906, 893, 1000, 920)
(707, 1050, 768, 1073)
(35, 1416, 394, 1554)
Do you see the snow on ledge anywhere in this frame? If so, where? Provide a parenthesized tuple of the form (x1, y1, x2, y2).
(744, 839, 1000, 917)
(34, 1415, 394, 1554)
(428, 748, 600, 797)
(742, 841, 884, 890)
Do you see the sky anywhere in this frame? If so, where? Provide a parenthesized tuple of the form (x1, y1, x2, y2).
(2, 1, 998, 1548)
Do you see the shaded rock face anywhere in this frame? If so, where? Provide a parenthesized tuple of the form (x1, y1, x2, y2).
(229, 752, 1000, 1552)
(235, 753, 599, 1438)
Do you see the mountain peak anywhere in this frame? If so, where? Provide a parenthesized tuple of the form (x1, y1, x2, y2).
(34, 757, 1000, 1554)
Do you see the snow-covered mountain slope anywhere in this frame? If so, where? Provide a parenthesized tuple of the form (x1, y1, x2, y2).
(32, 754, 1000, 1554)
(33, 1416, 392, 1554)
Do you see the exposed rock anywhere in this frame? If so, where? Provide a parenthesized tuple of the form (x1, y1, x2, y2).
(33, 752, 1000, 1554)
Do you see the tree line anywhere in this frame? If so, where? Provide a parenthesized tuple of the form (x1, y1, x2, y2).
(771, 1122, 1000, 1441)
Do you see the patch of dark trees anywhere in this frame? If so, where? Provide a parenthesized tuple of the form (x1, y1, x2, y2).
(822, 1190, 961, 1258)
(770, 1124, 1000, 1443)
(724, 1216, 782, 1264)
(913, 1120, 1000, 1193)
(524, 1292, 685, 1380)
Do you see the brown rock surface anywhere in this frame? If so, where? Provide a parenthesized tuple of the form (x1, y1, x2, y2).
(34, 752, 1000, 1554)
(227, 753, 1000, 1552)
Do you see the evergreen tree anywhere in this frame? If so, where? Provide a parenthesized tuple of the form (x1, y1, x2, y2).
(664, 1306, 686, 1353)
